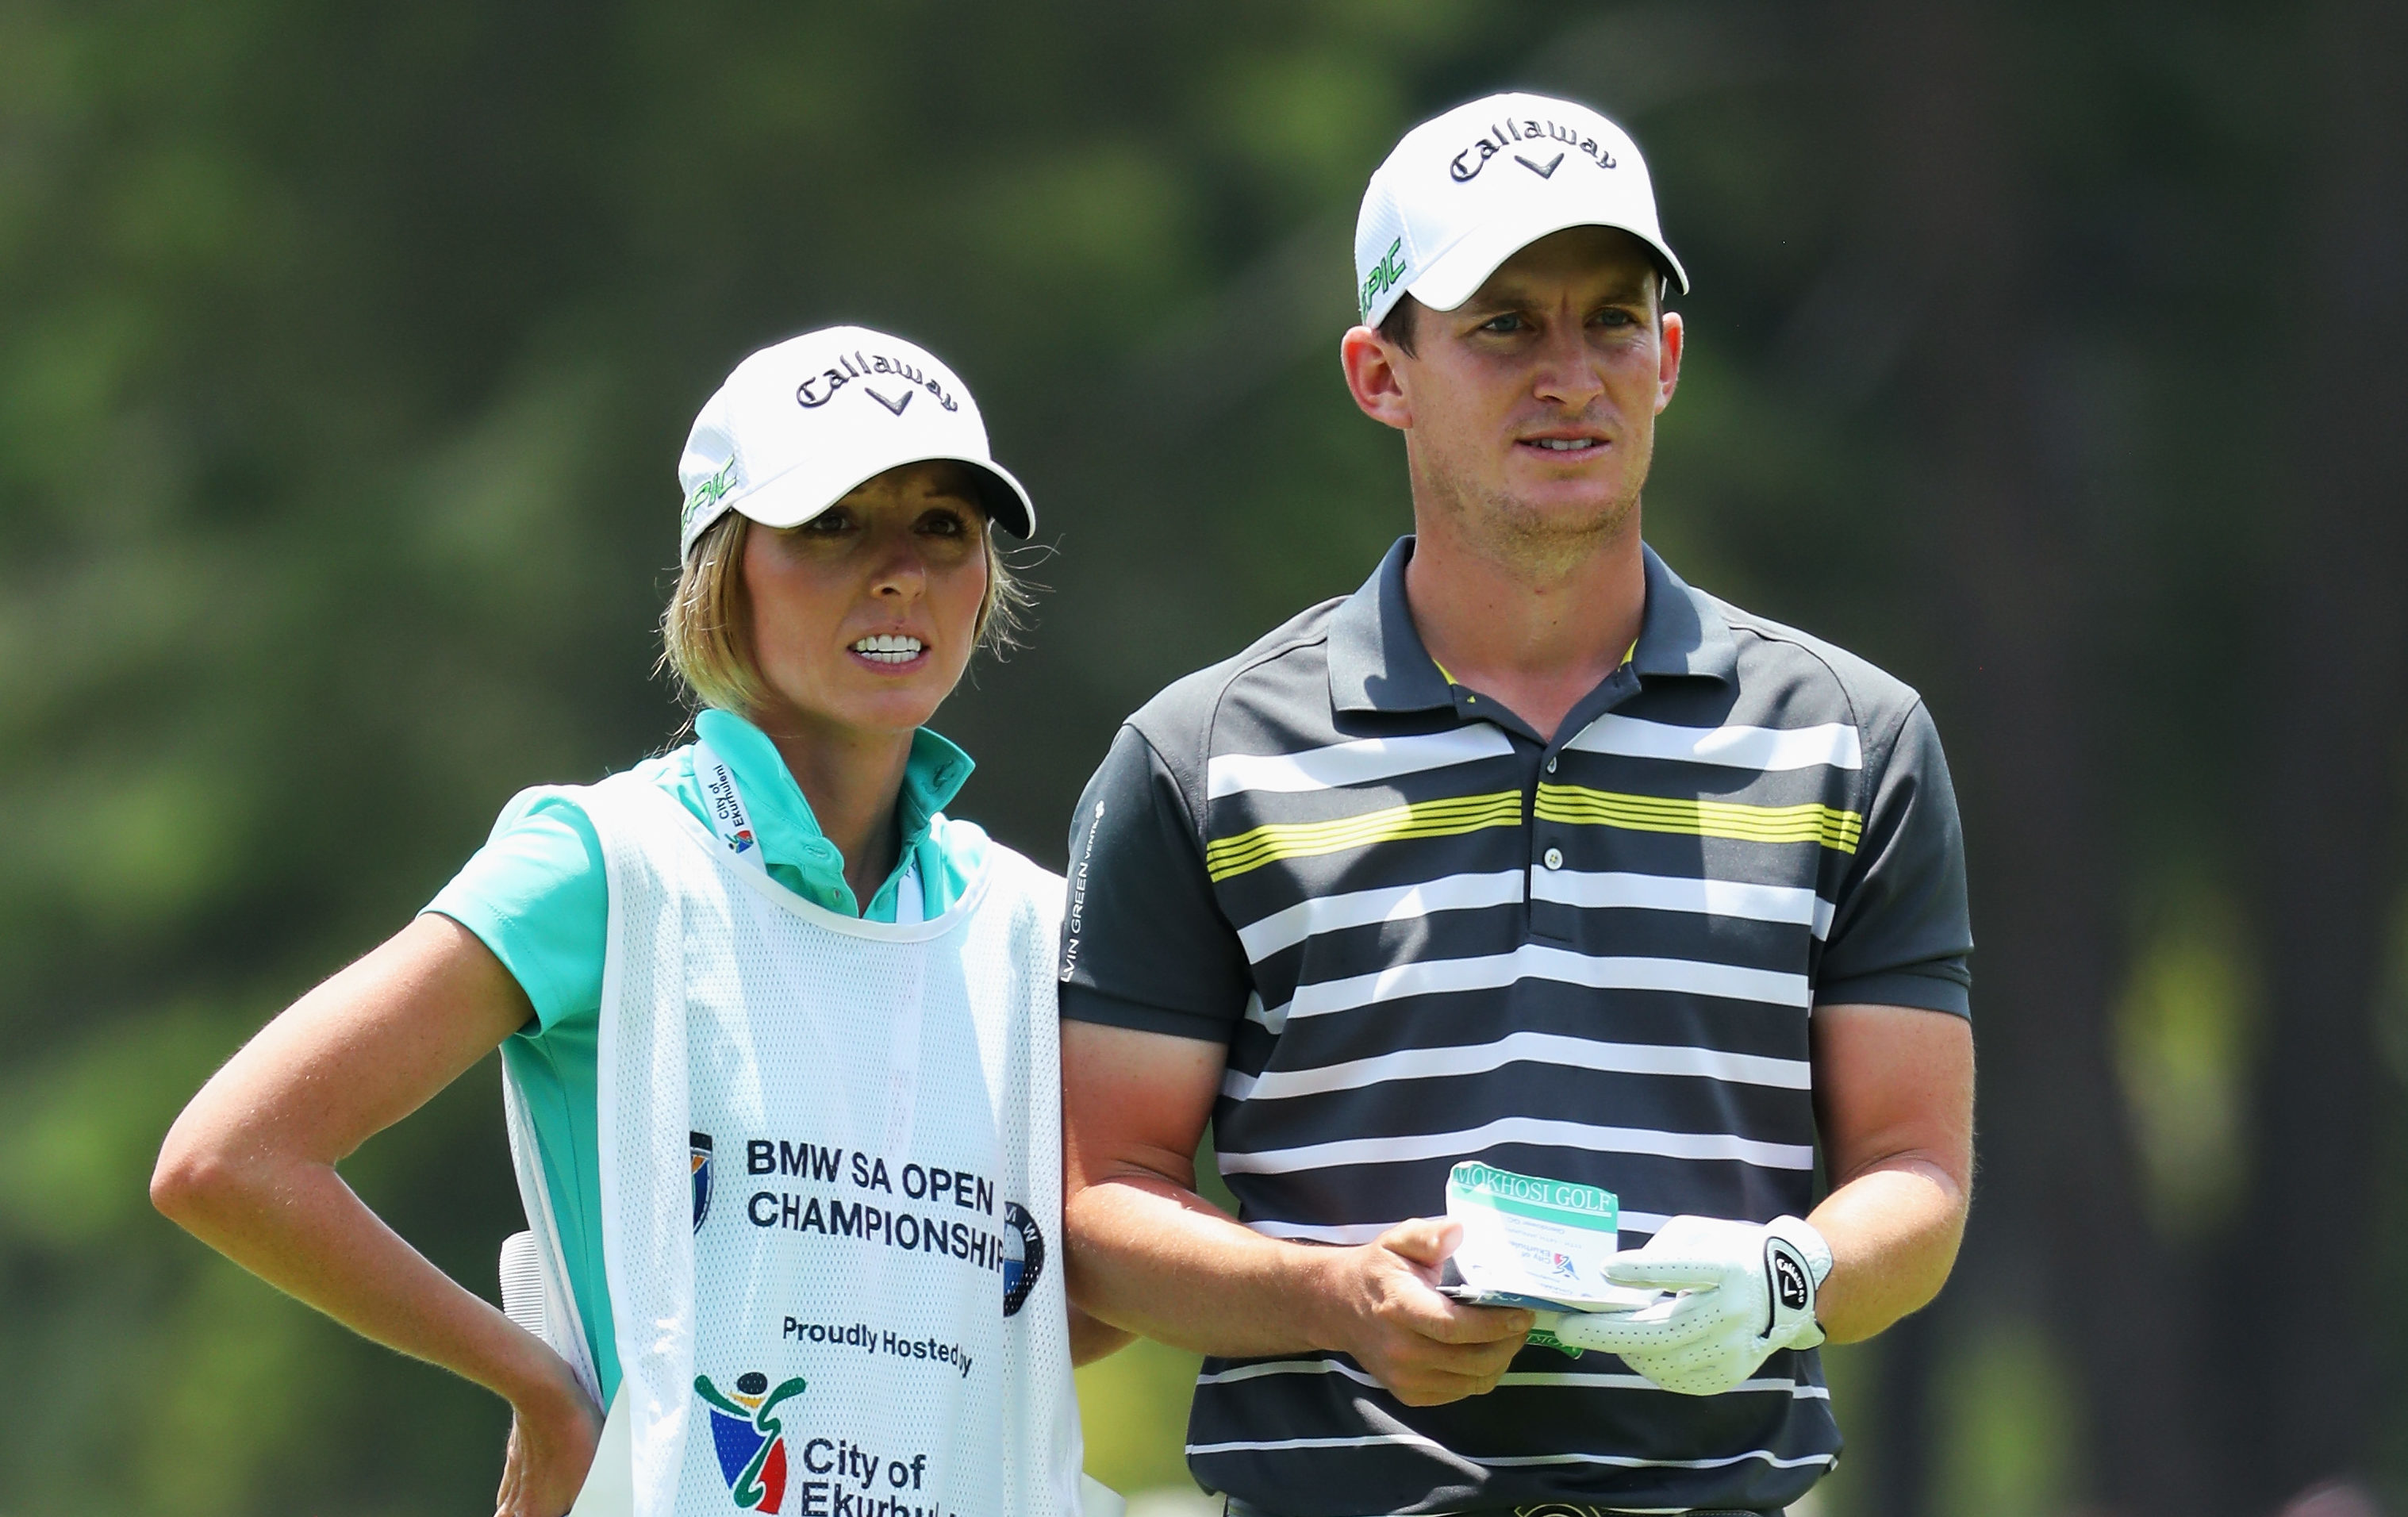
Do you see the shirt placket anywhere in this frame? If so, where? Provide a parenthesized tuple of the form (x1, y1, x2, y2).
(1528, 662, 1646, 947)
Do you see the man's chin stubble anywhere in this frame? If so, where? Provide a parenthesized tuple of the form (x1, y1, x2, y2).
(1448, 478, 1642, 584)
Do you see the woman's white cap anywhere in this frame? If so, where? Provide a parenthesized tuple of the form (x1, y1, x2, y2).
(1354, 92, 1688, 331)
(677, 325, 1035, 558)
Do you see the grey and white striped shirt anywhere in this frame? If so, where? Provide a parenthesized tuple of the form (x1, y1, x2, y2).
(1062, 538, 1971, 1516)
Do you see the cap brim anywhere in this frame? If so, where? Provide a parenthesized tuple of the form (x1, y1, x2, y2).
(1406, 213, 1690, 317)
(722, 454, 1036, 542)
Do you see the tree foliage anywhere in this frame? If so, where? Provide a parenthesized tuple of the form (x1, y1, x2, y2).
(1, 2, 2402, 1512)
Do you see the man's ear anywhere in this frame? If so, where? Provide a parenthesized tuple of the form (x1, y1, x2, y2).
(1654, 310, 1684, 417)
(1340, 325, 1413, 432)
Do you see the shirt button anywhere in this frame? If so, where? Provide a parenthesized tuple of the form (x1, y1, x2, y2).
(1543, 846, 1564, 870)
(1545, 755, 1558, 774)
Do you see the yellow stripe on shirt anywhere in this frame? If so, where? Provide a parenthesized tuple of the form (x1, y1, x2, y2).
(1534, 783, 1863, 854)
(1207, 778, 1859, 885)
(1205, 790, 1525, 882)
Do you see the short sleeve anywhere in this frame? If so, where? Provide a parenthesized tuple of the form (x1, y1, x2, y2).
(422, 789, 609, 1031)
(1816, 701, 1974, 1016)
(1058, 724, 1254, 1043)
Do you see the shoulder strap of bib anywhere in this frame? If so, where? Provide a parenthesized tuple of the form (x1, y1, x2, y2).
(693, 737, 924, 917)
(687, 739, 767, 875)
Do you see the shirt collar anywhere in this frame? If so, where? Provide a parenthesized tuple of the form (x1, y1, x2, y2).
(1630, 542, 1738, 683)
(1328, 537, 1456, 714)
(693, 707, 975, 860)
(1327, 536, 1735, 715)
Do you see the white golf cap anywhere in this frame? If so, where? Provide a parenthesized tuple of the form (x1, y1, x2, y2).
(677, 325, 1035, 558)
(1354, 92, 1687, 331)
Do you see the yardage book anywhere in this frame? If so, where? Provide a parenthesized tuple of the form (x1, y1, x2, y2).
(1436, 1162, 1661, 1315)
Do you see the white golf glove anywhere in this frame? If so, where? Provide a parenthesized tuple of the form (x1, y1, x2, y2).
(1542, 1215, 1833, 1396)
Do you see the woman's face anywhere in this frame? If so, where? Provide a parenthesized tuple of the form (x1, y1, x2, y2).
(742, 459, 989, 742)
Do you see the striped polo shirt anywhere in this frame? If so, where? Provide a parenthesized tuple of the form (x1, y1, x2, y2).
(1060, 537, 1972, 1517)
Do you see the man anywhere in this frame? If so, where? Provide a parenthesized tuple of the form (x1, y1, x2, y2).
(1059, 92, 1974, 1516)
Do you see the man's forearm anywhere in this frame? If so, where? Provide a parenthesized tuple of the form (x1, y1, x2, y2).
(1805, 1154, 1968, 1343)
(1066, 1172, 1341, 1358)
(1069, 1305, 1136, 1365)
(1060, 1018, 1536, 1402)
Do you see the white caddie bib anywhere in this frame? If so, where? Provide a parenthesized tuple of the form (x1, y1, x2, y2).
(505, 766, 1078, 1517)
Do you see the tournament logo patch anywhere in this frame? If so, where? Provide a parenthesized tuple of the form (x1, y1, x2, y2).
(694, 1370, 806, 1512)
(692, 1131, 715, 1232)
(1001, 1201, 1044, 1318)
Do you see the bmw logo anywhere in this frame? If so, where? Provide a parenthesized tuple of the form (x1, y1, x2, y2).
(1002, 1202, 1044, 1317)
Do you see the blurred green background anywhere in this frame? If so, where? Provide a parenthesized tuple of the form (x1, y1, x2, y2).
(4, 2, 2406, 1513)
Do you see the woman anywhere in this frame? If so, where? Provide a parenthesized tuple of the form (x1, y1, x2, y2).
(154, 326, 1109, 1516)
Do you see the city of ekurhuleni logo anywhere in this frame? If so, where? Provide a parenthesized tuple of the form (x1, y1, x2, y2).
(694, 1369, 806, 1512)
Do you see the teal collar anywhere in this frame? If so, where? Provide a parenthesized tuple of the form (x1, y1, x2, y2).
(691, 707, 975, 917)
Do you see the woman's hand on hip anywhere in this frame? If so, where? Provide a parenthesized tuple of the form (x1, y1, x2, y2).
(494, 1352, 605, 1517)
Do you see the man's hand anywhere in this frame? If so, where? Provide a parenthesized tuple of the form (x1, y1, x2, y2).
(1308, 1219, 1534, 1407)
(1546, 1215, 1832, 1396)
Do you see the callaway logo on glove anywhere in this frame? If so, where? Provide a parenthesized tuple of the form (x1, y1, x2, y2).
(1538, 1215, 1834, 1396)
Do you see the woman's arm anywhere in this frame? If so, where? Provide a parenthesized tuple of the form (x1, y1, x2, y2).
(152, 912, 601, 1517)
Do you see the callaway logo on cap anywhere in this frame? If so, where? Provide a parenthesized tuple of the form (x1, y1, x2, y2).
(677, 325, 1035, 557)
(1353, 91, 1688, 330)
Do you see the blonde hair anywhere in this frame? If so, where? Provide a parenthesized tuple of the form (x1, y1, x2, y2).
(659, 509, 1031, 717)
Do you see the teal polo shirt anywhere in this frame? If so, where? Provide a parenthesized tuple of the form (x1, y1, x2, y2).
(424, 706, 985, 1402)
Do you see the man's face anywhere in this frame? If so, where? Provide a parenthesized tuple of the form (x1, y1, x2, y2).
(1352, 226, 1683, 562)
